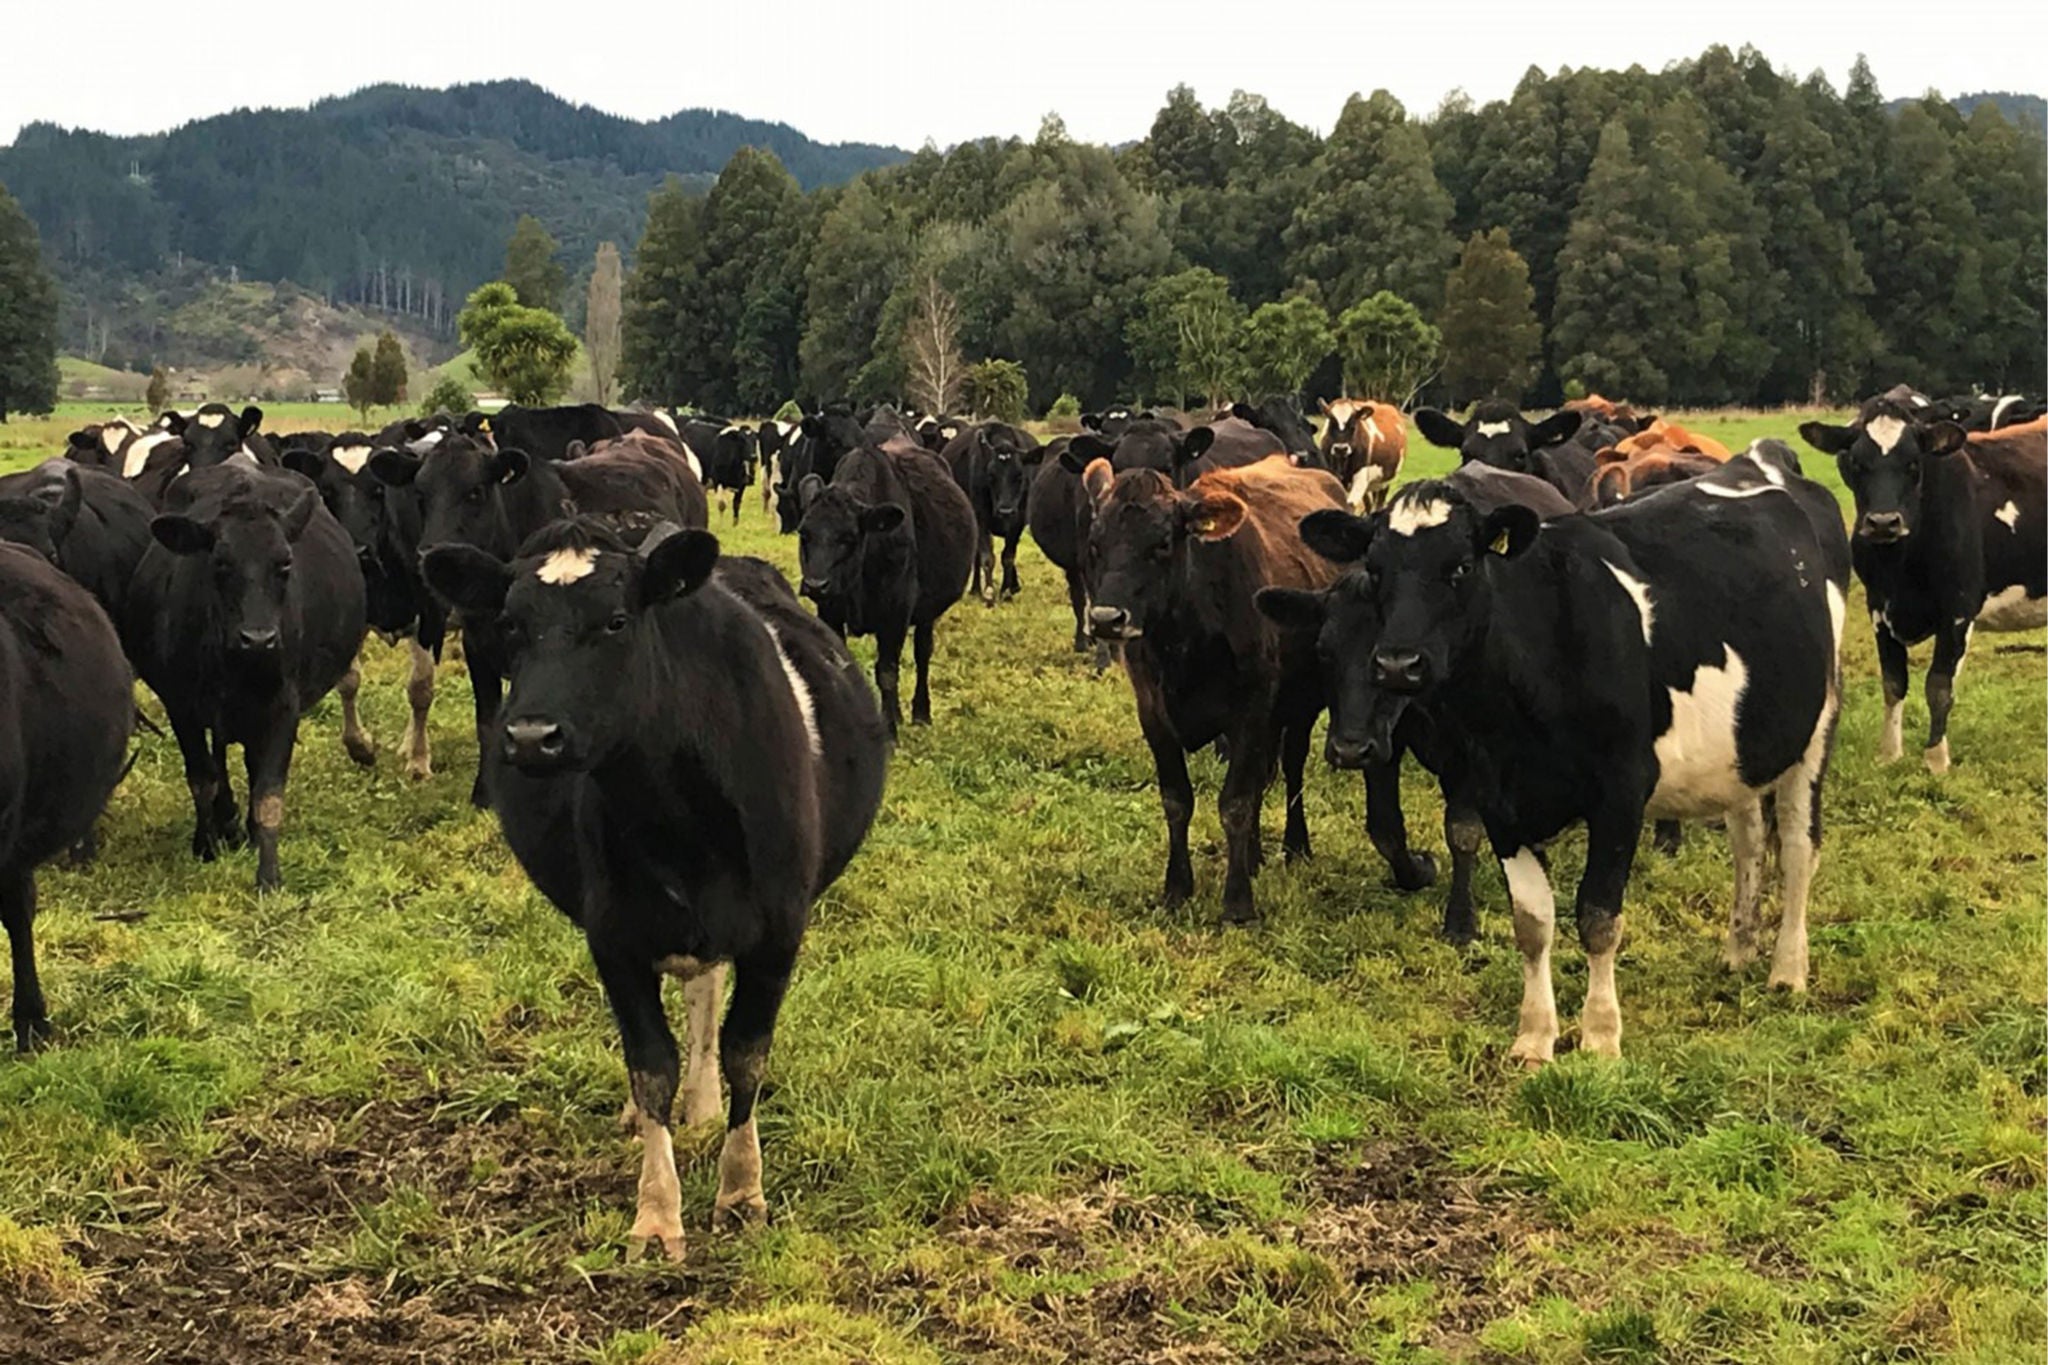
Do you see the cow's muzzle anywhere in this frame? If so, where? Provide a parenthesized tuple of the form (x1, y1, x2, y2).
(502, 717, 569, 770)
(1371, 649, 1427, 694)
(1088, 605, 1140, 640)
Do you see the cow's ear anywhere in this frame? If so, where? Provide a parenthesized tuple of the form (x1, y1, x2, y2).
(1413, 408, 1466, 449)
(370, 450, 421, 486)
(1797, 421, 1855, 456)
(1298, 508, 1371, 563)
(282, 449, 325, 481)
(1068, 433, 1115, 467)
(860, 502, 906, 534)
(1921, 421, 1967, 458)
(1317, 397, 1334, 416)
(798, 473, 824, 512)
(564, 439, 588, 461)
(1183, 488, 1246, 541)
(237, 405, 264, 438)
(280, 487, 319, 540)
(492, 449, 530, 485)
(801, 414, 826, 438)
(1080, 412, 1103, 430)
(1082, 457, 1115, 506)
(640, 527, 720, 604)
(1528, 410, 1581, 448)
(422, 544, 512, 616)
(1481, 504, 1541, 559)
(1174, 426, 1216, 467)
(1255, 586, 1327, 631)
(151, 514, 215, 556)
(1230, 402, 1257, 423)
(36, 467, 84, 543)
(159, 411, 189, 436)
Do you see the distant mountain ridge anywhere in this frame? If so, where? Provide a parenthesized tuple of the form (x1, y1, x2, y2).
(0, 80, 907, 363)
(1888, 89, 2044, 128)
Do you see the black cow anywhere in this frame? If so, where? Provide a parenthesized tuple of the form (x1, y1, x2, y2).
(1078, 455, 1376, 924)
(422, 520, 888, 1260)
(282, 433, 446, 776)
(1064, 419, 1280, 486)
(0, 460, 156, 655)
(775, 409, 866, 535)
(1291, 445, 1847, 1060)
(1930, 393, 2047, 432)
(943, 423, 1040, 605)
(127, 464, 367, 890)
(1257, 463, 1577, 942)
(463, 404, 625, 463)
(375, 432, 707, 805)
(1800, 404, 2048, 773)
(0, 546, 134, 1049)
(1025, 438, 1099, 656)
(1415, 402, 1595, 505)
(1230, 398, 1319, 461)
(797, 439, 974, 734)
(164, 403, 276, 469)
(1080, 408, 1142, 440)
(916, 415, 967, 452)
(681, 420, 759, 523)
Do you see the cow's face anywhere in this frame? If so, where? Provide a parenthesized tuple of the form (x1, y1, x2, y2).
(1415, 403, 1580, 475)
(178, 404, 263, 468)
(1078, 462, 1246, 640)
(0, 467, 83, 563)
(423, 525, 719, 773)
(983, 437, 1032, 528)
(795, 479, 902, 603)
(151, 491, 317, 663)
(1800, 410, 1965, 544)
(1256, 560, 1388, 769)
(373, 435, 528, 562)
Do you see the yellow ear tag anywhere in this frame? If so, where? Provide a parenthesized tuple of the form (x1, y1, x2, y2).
(1490, 528, 1512, 555)
(479, 418, 492, 434)
(1191, 513, 1217, 536)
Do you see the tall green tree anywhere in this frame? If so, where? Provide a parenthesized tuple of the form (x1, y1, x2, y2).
(343, 344, 378, 421)
(1287, 91, 1456, 313)
(1954, 102, 2045, 389)
(680, 147, 804, 411)
(0, 182, 60, 421)
(1335, 291, 1440, 403)
(1860, 101, 1986, 393)
(1238, 296, 1333, 400)
(584, 241, 623, 405)
(458, 281, 577, 406)
(1439, 229, 1541, 402)
(370, 330, 408, 406)
(1126, 268, 1241, 405)
(800, 180, 910, 401)
(503, 214, 566, 312)
(621, 179, 705, 405)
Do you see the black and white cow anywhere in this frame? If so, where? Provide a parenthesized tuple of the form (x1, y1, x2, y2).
(681, 419, 759, 523)
(1293, 443, 1849, 1060)
(1230, 398, 1319, 462)
(127, 464, 367, 890)
(1800, 403, 2048, 772)
(1415, 402, 1595, 506)
(759, 419, 802, 520)
(1930, 393, 2047, 432)
(0, 545, 134, 1050)
(422, 520, 888, 1261)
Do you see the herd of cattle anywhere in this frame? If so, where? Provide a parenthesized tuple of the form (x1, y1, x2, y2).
(0, 380, 2041, 1259)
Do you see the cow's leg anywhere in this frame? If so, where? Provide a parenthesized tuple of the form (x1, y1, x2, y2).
(1503, 847, 1558, 1065)
(1652, 820, 1682, 855)
(1874, 627, 1909, 763)
(731, 487, 743, 526)
(3, 870, 48, 1052)
(679, 962, 727, 1129)
(1574, 809, 1638, 1059)
(873, 624, 905, 736)
(976, 530, 995, 606)
(243, 709, 296, 892)
(173, 718, 223, 860)
(1279, 721, 1313, 864)
(209, 729, 242, 847)
(338, 654, 375, 767)
(463, 636, 504, 808)
(1136, 699, 1195, 908)
(1721, 798, 1766, 970)
(1362, 755, 1436, 892)
(910, 619, 936, 727)
(1922, 621, 1969, 774)
(1217, 724, 1276, 925)
(593, 947, 684, 1261)
(1065, 570, 1090, 653)
(714, 947, 796, 1232)
(1769, 705, 1833, 993)
(999, 532, 1021, 601)
(1440, 798, 1483, 944)
(403, 639, 436, 781)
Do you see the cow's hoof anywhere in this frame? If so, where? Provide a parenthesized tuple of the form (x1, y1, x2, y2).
(1721, 936, 1758, 971)
(344, 735, 377, 768)
(1766, 968, 1808, 994)
(406, 758, 432, 782)
(14, 1017, 51, 1053)
(627, 1228, 686, 1263)
(713, 1192, 767, 1232)
(1652, 821, 1683, 856)
(1923, 741, 1951, 775)
(1508, 1034, 1556, 1068)
(1394, 852, 1439, 892)
(1875, 745, 1902, 766)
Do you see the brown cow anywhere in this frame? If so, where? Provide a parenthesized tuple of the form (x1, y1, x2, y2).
(1318, 399, 1407, 512)
(1588, 419, 1734, 505)
(1078, 455, 1346, 924)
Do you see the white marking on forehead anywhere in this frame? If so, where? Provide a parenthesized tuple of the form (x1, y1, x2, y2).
(1994, 500, 2020, 530)
(121, 431, 176, 479)
(1475, 421, 1512, 438)
(196, 410, 227, 429)
(652, 410, 679, 434)
(1387, 497, 1452, 536)
(764, 622, 823, 756)
(99, 423, 134, 454)
(1866, 415, 1906, 453)
(1603, 560, 1655, 645)
(535, 546, 598, 585)
(331, 444, 373, 474)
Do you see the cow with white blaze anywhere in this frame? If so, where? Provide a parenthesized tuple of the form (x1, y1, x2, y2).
(422, 519, 888, 1262)
(1300, 443, 1848, 1060)
(1799, 402, 2047, 773)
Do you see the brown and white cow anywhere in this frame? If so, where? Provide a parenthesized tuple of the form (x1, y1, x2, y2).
(1317, 399, 1408, 513)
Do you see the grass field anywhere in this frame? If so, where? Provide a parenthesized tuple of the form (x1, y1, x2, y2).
(0, 409, 2041, 1363)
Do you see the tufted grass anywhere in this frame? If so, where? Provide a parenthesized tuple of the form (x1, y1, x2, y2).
(0, 407, 2039, 1362)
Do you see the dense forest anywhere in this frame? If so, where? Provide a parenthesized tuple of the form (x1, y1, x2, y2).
(620, 51, 2046, 413)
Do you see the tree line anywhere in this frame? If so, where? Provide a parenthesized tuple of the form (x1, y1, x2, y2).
(618, 47, 2045, 414)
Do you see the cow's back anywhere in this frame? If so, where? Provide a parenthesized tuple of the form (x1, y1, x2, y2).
(891, 446, 975, 622)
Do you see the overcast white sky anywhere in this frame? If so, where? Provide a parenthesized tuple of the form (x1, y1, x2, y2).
(4, 0, 2041, 151)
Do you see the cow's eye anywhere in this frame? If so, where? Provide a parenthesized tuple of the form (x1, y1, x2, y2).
(276, 559, 293, 578)
(1447, 561, 1469, 584)
(464, 486, 486, 504)
(606, 611, 629, 634)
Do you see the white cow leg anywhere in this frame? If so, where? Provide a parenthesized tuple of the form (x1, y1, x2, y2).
(1721, 799, 1766, 970)
(1503, 849, 1558, 1065)
(680, 964, 727, 1128)
(403, 640, 435, 780)
(1770, 770, 1819, 993)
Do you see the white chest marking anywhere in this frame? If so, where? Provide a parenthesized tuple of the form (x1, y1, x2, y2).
(764, 622, 823, 756)
(1387, 497, 1451, 535)
(331, 444, 373, 474)
(1603, 560, 1655, 645)
(1866, 415, 1905, 453)
(1994, 500, 2020, 530)
(1475, 421, 1511, 437)
(1649, 644, 1751, 819)
(536, 547, 598, 585)
(121, 431, 176, 478)
(1977, 582, 2047, 632)
(196, 411, 227, 429)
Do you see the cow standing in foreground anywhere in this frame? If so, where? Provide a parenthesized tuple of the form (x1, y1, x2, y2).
(1079, 455, 1356, 925)
(1800, 405, 2048, 772)
(0, 546, 134, 1050)
(797, 439, 974, 733)
(127, 465, 366, 890)
(1296, 444, 1848, 1059)
(423, 520, 888, 1261)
